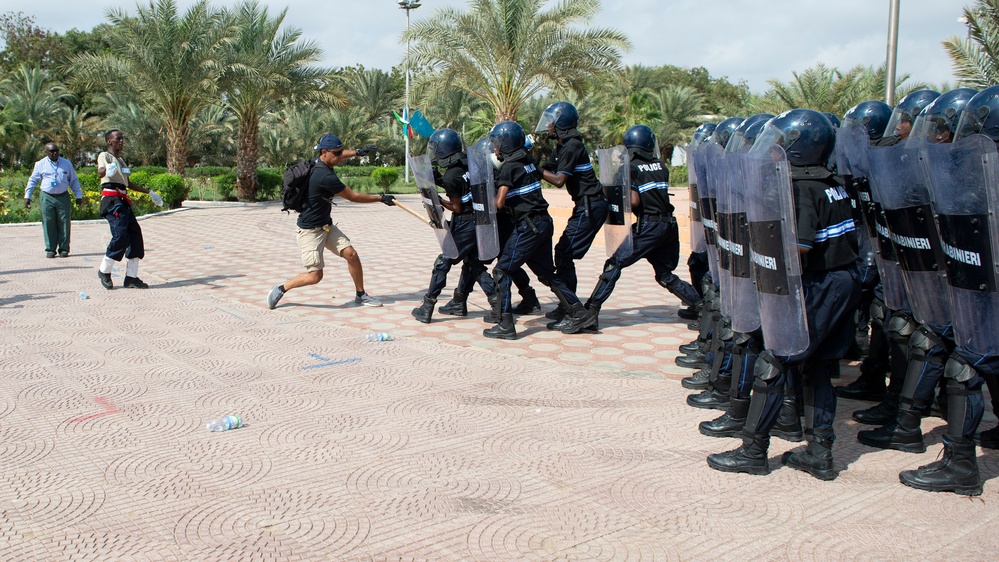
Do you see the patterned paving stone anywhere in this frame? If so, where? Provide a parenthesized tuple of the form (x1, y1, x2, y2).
(1, 193, 997, 559)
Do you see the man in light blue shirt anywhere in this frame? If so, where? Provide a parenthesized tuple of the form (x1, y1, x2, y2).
(24, 142, 83, 258)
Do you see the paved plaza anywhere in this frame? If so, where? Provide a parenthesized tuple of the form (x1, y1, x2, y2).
(1, 189, 998, 560)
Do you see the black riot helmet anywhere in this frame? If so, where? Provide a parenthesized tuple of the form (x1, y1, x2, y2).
(489, 120, 527, 159)
(751, 109, 836, 167)
(843, 100, 893, 141)
(427, 128, 465, 168)
(955, 85, 999, 142)
(623, 124, 658, 160)
(709, 117, 745, 148)
(823, 113, 841, 128)
(884, 89, 942, 140)
(690, 123, 717, 148)
(535, 101, 579, 140)
(726, 113, 774, 153)
(910, 88, 978, 144)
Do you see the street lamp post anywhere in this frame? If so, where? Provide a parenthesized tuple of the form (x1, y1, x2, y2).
(884, 0, 900, 106)
(399, 0, 422, 184)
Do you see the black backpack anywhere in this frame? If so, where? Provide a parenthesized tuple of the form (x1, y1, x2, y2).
(281, 158, 317, 213)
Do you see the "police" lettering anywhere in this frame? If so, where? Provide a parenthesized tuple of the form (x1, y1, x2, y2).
(825, 186, 850, 203)
(524, 163, 537, 174)
(637, 162, 663, 172)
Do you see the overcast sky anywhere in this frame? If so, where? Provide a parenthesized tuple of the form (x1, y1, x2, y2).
(5, 0, 967, 93)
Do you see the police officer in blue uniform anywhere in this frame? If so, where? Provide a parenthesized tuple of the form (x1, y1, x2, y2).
(412, 128, 497, 323)
(535, 102, 609, 326)
(484, 121, 595, 340)
(584, 125, 701, 326)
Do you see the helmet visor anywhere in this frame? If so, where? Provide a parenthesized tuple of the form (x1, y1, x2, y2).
(910, 113, 954, 144)
(749, 121, 786, 155)
(954, 106, 988, 142)
(883, 106, 917, 141)
(535, 107, 558, 134)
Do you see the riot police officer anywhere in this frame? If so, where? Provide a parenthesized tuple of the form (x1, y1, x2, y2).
(412, 128, 497, 323)
(535, 102, 610, 327)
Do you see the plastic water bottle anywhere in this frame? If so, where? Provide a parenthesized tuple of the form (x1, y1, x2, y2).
(78, 291, 89, 300)
(366, 332, 392, 342)
(206, 414, 241, 432)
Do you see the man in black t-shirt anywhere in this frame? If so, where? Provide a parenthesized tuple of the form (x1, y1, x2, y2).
(484, 121, 595, 340)
(266, 134, 394, 310)
(535, 102, 609, 325)
(412, 128, 497, 323)
(585, 126, 701, 327)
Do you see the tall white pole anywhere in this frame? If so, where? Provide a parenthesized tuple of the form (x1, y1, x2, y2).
(405, 8, 411, 183)
(885, 0, 900, 106)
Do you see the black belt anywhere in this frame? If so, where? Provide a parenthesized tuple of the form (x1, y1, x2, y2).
(642, 212, 673, 222)
(453, 211, 475, 221)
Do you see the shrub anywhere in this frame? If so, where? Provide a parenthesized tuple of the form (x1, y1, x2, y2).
(371, 167, 399, 193)
(134, 166, 167, 175)
(256, 169, 283, 201)
(669, 165, 688, 186)
(129, 170, 153, 187)
(77, 173, 99, 192)
(147, 173, 187, 208)
(187, 166, 233, 178)
(213, 173, 237, 200)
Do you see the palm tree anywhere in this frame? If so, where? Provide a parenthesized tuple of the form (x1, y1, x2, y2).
(70, 0, 232, 174)
(405, 0, 630, 122)
(653, 86, 706, 162)
(221, 1, 335, 201)
(0, 64, 74, 167)
(342, 66, 403, 125)
(945, 1, 999, 89)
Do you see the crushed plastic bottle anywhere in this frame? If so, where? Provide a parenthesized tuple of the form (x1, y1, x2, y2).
(206, 414, 242, 432)
(78, 291, 89, 300)
(366, 332, 392, 342)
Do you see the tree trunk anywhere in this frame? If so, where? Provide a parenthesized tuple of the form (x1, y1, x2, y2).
(165, 122, 189, 176)
(663, 144, 675, 165)
(236, 118, 259, 202)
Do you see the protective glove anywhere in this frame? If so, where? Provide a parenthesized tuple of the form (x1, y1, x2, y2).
(356, 145, 377, 157)
(76, 198, 83, 206)
(24, 198, 31, 209)
(149, 191, 164, 207)
(380, 194, 396, 206)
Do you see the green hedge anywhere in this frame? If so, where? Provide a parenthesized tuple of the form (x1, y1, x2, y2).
(256, 169, 283, 201)
(147, 173, 187, 208)
(669, 165, 688, 186)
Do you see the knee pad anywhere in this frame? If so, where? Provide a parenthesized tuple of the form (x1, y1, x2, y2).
(600, 260, 621, 283)
(733, 331, 751, 346)
(718, 320, 734, 342)
(869, 298, 886, 329)
(433, 254, 452, 271)
(886, 311, 917, 344)
(944, 354, 975, 383)
(492, 267, 508, 287)
(754, 350, 785, 382)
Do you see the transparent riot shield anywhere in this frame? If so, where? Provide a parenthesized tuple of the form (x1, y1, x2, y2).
(467, 137, 500, 260)
(867, 142, 951, 327)
(412, 154, 459, 259)
(837, 123, 876, 269)
(726, 151, 761, 334)
(687, 144, 707, 253)
(744, 145, 810, 356)
(924, 135, 999, 356)
(714, 151, 736, 319)
(599, 146, 633, 257)
(700, 142, 726, 288)
(851, 134, 912, 313)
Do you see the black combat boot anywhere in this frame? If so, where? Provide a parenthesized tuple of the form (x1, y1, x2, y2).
(679, 339, 705, 354)
(583, 303, 600, 331)
(899, 437, 982, 496)
(781, 430, 836, 481)
(411, 296, 436, 324)
(558, 302, 596, 334)
(483, 292, 499, 324)
(687, 374, 731, 410)
(512, 288, 541, 315)
(852, 392, 899, 425)
(836, 375, 887, 402)
(856, 407, 925, 452)
(438, 291, 468, 316)
(681, 366, 712, 390)
(483, 313, 517, 340)
(706, 431, 770, 475)
(699, 397, 750, 438)
(771, 397, 803, 442)
(675, 351, 707, 369)
(544, 304, 566, 321)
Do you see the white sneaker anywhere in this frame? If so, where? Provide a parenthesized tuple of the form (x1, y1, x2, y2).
(355, 292, 382, 307)
(267, 285, 285, 309)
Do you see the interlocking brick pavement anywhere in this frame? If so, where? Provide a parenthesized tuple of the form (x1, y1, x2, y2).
(1, 189, 997, 560)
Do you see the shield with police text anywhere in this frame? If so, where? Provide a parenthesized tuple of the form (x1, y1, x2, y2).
(599, 146, 634, 257)
(687, 144, 707, 253)
(848, 135, 912, 313)
(837, 122, 877, 268)
(867, 142, 950, 327)
(722, 151, 761, 334)
(705, 143, 735, 318)
(412, 154, 459, 259)
(466, 137, 500, 260)
(924, 135, 999, 356)
(699, 142, 725, 287)
(744, 144, 809, 356)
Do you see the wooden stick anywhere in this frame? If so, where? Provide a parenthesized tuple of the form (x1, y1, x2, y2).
(393, 200, 431, 225)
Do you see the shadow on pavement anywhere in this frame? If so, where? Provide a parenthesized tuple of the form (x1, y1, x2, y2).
(153, 274, 244, 289)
